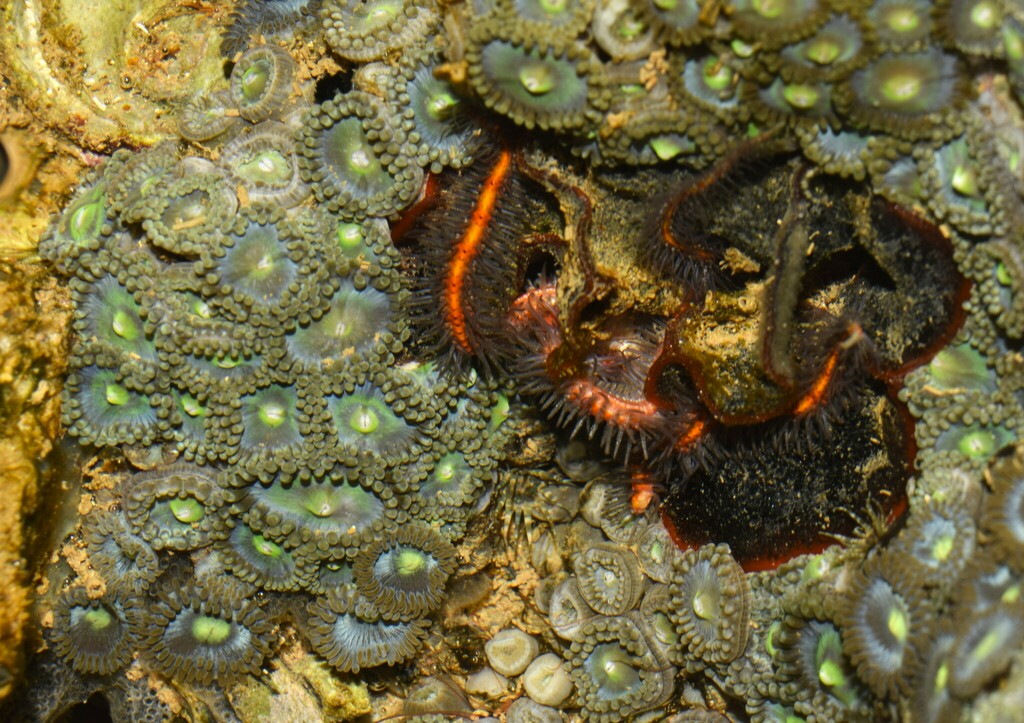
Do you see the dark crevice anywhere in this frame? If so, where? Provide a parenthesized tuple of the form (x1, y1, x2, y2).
(314, 70, 354, 103)
(0, 135, 9, 187)
(54, 693, 112, 723)
(804, 246, 896, 295)
(577, 292, 616, 327)
(521, 250, 560, 289)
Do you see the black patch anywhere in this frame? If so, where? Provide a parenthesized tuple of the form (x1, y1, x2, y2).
(662, 384, 910, 569)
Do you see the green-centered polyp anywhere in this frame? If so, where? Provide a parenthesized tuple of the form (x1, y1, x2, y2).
(239, 384, 303, 452)
(419, 451, 483, 507)
(286, 281, 394, 366)
(142, 584, 270, 686)
(229, 45, 295, 122)
(843, 50, 966, 138)
(222, 521, 302, 590)
(474, 37, 595, 130)
(76, 277, 156, 360)
(66, 366, 156, 447)
(353, 521, 456, 619)
(51, 587, 135, 676)
(247, 477, 391, 551)
(217, 221, 298, 308)
(329, 383, 419, 460)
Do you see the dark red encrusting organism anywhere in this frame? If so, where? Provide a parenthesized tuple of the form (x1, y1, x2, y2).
(653, 156, 965, 568)
(503, 145, 968, 570)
